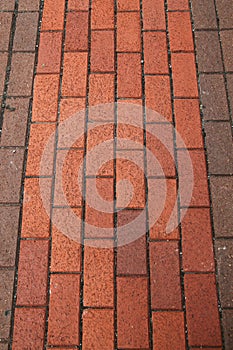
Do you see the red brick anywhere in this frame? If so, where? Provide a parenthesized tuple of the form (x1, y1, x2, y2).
(145, 75, 172, 122)
(48, 274, 80, 345)
(89, 74, 115, 121)
(148, 179, 179, 240)
(62, 52, 88, 97)
(85, 178, 114, 238)
(12, 308, 45, 350)
(0, 13, 12, 51)
(153, 312, 186, 350)
(84, 241, 114, 307)
(91, 0, 114, 29)
(116, 150, 145, 208)
(150, 241, 182, 309)
(117, 210, 147, 275)
(86, 123, 114, 176)
(0, 53, 7, 93)
(41, 0, 65, 31)
(178, 150, 210, 207)
(82, 309, 114, 350)
(91, 31, 115, 72)
(16, 240, 49, 306)
(117, 12, 141, 52)
(65, 12, 88, 52)
(21, 178, 52, 238)
(117, 0, 140, 10)
(68, 0, 89, 10)
(168, 12, 194, 52)
(144, 32, 169, 74)
(172, 53, 198, 97)
(184, 274, 222, 347)
(146, 123, 176, 177)
(51, 212, 82, 272)
(54, 149, 84, 207)
(142, 0, 166, 30)
(174, 99, 203, 149)
(26, 123, 56, 176)
(37, 32, 62, 73)
(117, 277, 149, 348)
(60, 97, 86, 121)
(118, 53, 142, 98)
(32, 74, 59, 122)
(181, 208, 215, 272)
(168, 0, 189, 10)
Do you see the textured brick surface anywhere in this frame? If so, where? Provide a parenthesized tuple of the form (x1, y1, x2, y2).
(37, 32, 62, 73)
(18, 0, 40, 11)
(142, 0, 166, 30)
(191, 0, 217, 29)
(91, 0, 114, 29)
(91, 31, 114, 72)
(0, 53, 7, 93)
(0, 270, 14, 339)
(0, 13, 12, 51)
(168, 0, 189, 9)
(144, 32, 168, 74)
(118, 53, 142, 98)
(0, 0, 15, 11)
(13, 13, 38, 51)
(216, 0, 233, 28)
(41, 0, 65, 31)
(65, 12, 89, 52)
(221, 30, 233, 71)
(222, 309, 233, 349)
(117, 12, 141, 52)
(168, 12, 194, 52)
(8, 53, 34, 96)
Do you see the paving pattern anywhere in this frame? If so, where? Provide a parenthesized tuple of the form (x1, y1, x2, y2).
(0, 0, 232, 349)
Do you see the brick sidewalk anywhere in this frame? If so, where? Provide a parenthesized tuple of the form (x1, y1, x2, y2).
(0, 0, 232, 349)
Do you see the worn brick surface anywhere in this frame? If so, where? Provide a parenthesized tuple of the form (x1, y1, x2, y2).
(37, 32, 62, 73)
(168, 0, 189, 10)
(0, 0, 15, 11)
(142, 0, 166, 30)
(221, 30, 233, 72)
(0, 13, 12, 51)
(216, 0, 233, 28)
(0, 53, 7, 93)
(8, 53, 34, 96)
(117, 12, 141, 52)
(118, 53, 142, 98)
(13, 13, 38, 51)
(195, 32, 223, 72)
(191, 0, 217, 29)
(144, 32, 168, 74)
(68, 0, 89, 11)
(91, 0, 114, 29)
(41, 0, 65, 31)
(0, 270, 14, 339)
(91, 30, 114, 73)
(222, 309, 233, 349)
(65, 12, 89, 52)
(117, 0, 140, 10)
(18, 0, 40, 11)
(168, 12, 194, 52)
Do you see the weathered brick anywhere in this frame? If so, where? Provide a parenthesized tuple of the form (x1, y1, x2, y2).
(118, 53, 142, 98)
(65, 12, 89, 52)
(91, 31, 115, 72)
(168, 12, 194, 52)
(13, 13, 38, 51)
(144, 32, 168, 74)
(41, 0, 65, 31)
(37, 32, 62, 73)
(91, 0, 114, 29)
(142, 0, 166, 30)
(117, 12, 141, 52)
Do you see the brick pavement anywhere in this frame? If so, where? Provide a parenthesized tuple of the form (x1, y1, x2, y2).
(0, 0, 232, 349)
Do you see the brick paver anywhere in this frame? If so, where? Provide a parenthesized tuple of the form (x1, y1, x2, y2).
(0, 0, 232, 349)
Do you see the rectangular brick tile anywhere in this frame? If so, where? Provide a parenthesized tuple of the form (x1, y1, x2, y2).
(41, 0, 65, 31)
(221, 30, 233, 71)
(12, 308, 45, 350)
(144, 32, 168, 74)
(191, 0, 217, 29)
(68, 0, 89, 11)
(89, 73, 114, 120)
(210, 176, 233, 237)
(184, 274, 222, 347)
(16, 240, 49, 306)
(13, 13, 38, 51)
(85, 178, 114, 238)
(216, 0, 233, 28)
(0, 149, 24, 203)
(117, 12, 141, 52)
(167, 0, 189, 10)
(117, 0, 140, 10)
(1, 98, 30, 147)
(145, 75, 172, 122)
(8, 53, 34, 96)
(65, 12, 88, 52)
(26, 123, 56, 176)
(62, 52, 88, 97)
(51, 211, 82, 272)
(54, 149, 84, 206)
(0, 0, 15, 11)
(199, 74, 229, 120)
(152, 311, 186, 350)
(181, 208, 215, 272)
(82, 309, 114, 350)
(118, 53, 142, 98)
(148, 179, 179, 240)
(60, 97, 86, 122)
(84, 241, 114, 307)
(222, 309, 233, 349)
(168, 12, 194, 52)
(48, 274, 80, 346)
(18, 0, 40, 11)
(117, 277, 149, 348)
(146, 123, 176, 177)
(0, 53, 7, 93)
(117, 210, 147, 275)
(116, 150, 145, 208)
(205, 121, 233, 175)
(215, 239, 233, 308)
(0, 13, 12, 50)
(178, 150, 210, 207)
(174, 99, 203, 148)
(172, 53, 198, 97)
(37, 32, 62, 73)
(91, 0, 114, 29)
(86, 123, 114, 176)
(21, 178, 52, 238)
(150, 241, 182, 309)
(142, 0, 166, 30)
(32, 74, 59, 121)
(91, 30, 114, 72)
(195, 32, 223, 72)
(0, 270, 14, 339)
(0, 206, 19, 267)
